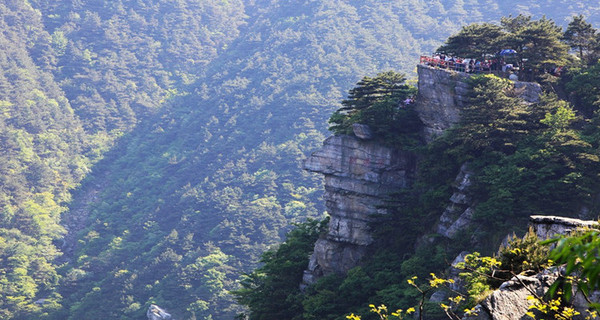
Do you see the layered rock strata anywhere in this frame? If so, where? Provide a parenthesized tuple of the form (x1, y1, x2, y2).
(302, 135, 416, 284)
(303, 66, 545, 284)
(436, 163, 474, 238)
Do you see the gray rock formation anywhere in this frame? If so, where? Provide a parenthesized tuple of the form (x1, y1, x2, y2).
(430, 251, 469, 304)
(464, 271, 560, 320)
(464, 216, 600, 320)
(302, 135, 416, 284)
(147, 304, 171, 320)
(352, 123, 373, 140)
(529, 215, 599, 241)
(415, 64, 542, 140)
(436, 164, 475, 238)
(415, 64, 470, 139)
(301, 65, 545, 286)
(512, 81, 543, 103)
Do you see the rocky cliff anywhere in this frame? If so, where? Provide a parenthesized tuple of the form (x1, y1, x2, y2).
(530, 215, 599, 240)
(417, 65, 544, 239)
(302, 134, 416, 284)
(415, 64, 542, 140)
(436, 163, 475, 239)
(303, 66, 544, 284)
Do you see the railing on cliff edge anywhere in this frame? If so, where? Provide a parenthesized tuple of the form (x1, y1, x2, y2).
(419, 55, 498, 75)
(420, 55, 564, 82)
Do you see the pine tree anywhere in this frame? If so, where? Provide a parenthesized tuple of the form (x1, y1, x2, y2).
(328, 71, 415, 135)
(436, 23, 505, 58)
(514, 17, 570, 71)
(563, 15, 597, 65)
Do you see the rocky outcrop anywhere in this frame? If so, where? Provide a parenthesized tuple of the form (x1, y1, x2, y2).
(147, 305, 171, 320)
(352, 123, 373, 140)
(463, 215, 600, 320)
(415, 64, 470, 139)
(301, 66, 545, 286)
(464, 271, 560, 320)
(302, 135, 416, 284)
(436, 163, 474, 239)
(529, 215, 599, 241)
(415, 64, 542, 140)
(421, 65, 544, 238)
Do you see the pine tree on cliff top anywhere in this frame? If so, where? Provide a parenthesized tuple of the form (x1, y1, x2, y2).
(328, 71, 415, 135)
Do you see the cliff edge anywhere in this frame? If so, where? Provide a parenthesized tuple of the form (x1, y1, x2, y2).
(415, 64, 542, 140)
(302, 135, 416, 284)
(303, 66, 544, 284)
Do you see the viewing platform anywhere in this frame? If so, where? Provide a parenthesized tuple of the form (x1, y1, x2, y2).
(419, 55, 519, 79)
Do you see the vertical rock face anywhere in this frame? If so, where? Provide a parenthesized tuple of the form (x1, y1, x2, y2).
(417, 66, 543, 238)
(436, 163, 475, 239)
(302, 66, 544, 285)
(415, 64, 471, 139)
(302, 135, 416, 284)
(415, 64, 542, 140)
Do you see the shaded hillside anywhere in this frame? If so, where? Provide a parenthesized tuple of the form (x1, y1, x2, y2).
(0, 0, 246, 318)
(0, 2, 87, 318)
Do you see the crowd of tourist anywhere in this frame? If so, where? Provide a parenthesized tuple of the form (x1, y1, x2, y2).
(420, 55, 518, 76)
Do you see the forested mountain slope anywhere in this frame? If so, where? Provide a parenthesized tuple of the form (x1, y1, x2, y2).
(3, 0, 600, 319)
(0, 0, 245, 318)
(30, 0, 246, 133)
(52, 2, 435, 318)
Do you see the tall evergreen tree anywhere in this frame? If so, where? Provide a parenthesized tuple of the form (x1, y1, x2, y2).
(436, 23, 506, 58)
(515, 17, 570, 71)
(454, 74, 529, 156)
(328, 71, 416, 135)
(563, 15, 598, 65)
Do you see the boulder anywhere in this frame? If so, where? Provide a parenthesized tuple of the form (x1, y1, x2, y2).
(463, 271, 559, 320)
(147, 304, 171, 320)
(352, 123, 373, 140)
(529, 215, 599, 241)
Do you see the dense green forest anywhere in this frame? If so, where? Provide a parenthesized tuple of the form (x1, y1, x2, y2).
(3, 0, 600, 319)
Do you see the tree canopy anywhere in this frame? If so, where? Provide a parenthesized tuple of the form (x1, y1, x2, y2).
(328, 71, 420, 146)
(564, 14, 599, 64)
(436, 23, 506, 59)
(437, 16, 573, 74)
